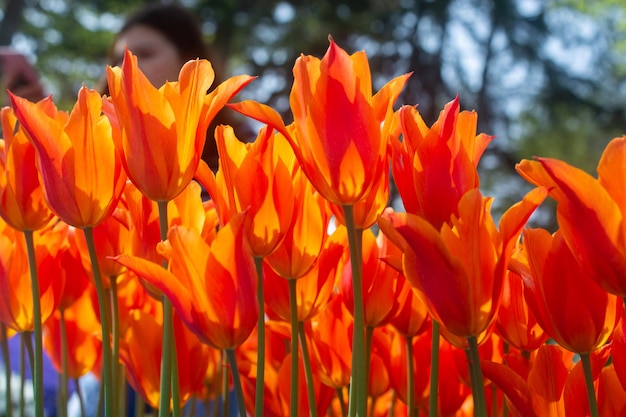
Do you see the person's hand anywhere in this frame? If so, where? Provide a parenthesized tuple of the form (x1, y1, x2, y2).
(0, 48, 45, 106)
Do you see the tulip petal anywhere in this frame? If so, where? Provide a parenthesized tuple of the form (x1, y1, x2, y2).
(113, 254, 195, 326)
(481, 360, 536, 417)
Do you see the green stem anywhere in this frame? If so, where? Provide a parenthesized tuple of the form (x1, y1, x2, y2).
(96, 373, 103, 417)
(134, 386, 144, 417)
(365, 326, 373, 391)
(107, 277, 120, 381)
(23, 231, 43, 417)
(368, 396, 376, 417)
(406, 335, 415, 417)
(74, 379, 86, 417)
(429, 320, 440, 417)
(1, 323, 12, 417)
(171, 336, 181, 417)
(118, 368, 127, 417)
(342, 205, 366, 417)
(288, 279, 299, 417)
(580, 353, 600, 417)
(466, 335, 487, 417)
(226, 349, 246, 417)
(298, 322, 318, 417)
(187, 396, 196, 417)
(253, 256, 265, 417)
(387, 390, 397, 417)
(160, 296, 175, 417)
(221, 350, 229, 417)
(335, 387, 347, 417)
(107, 278, 122, 417)
(59, 309, 69, 417)
(23, 334, 34, 417)
(19, 335, 25, 417)
(83, 227, 114, 417)
(156, 200, 180, 417)
(502, 343, 509, 417)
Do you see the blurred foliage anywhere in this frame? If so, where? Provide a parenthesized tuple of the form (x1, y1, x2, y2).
(1, 0, 625, 228)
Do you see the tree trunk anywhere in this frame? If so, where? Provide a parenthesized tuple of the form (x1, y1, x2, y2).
(0, 0, 26, 46)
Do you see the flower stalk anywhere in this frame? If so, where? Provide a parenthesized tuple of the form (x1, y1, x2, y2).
(289, 279, 299, 417)
(405, 335, 415, 417)
(298, 322, 318, 417)
(23, 230, 43, 417)
(58, 309, 69, 417)
(83, 227, 114, 417)
(1, 323, 12, 417)
(157, 200, 178, 417)
(429, 320, 440, 417)
(466, 335, 487, 417)
(343, 205, 367, 417)
(580, 353, 600, 417)
(254, 256, 266, 417)
(226, 349, 246, 417)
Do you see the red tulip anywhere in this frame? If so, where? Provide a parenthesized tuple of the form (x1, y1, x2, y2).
(114, 212, 258, 350)
(378, 187, 546, 344)
(516, 136, 626, 297)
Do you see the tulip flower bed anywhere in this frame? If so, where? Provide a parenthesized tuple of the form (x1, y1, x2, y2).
(0, 38, 625, 417)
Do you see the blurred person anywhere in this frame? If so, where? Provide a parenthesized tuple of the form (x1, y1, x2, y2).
(3, 3, 249, 416)
(103, 2, 253, 171)
(0, 48, 46, 106)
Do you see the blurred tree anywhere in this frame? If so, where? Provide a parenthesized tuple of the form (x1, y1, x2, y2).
(1, 0, 624, 227)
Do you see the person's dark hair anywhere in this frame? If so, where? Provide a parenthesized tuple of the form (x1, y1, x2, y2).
(119, 3, 209, 64)
(106, 2, 225, 83)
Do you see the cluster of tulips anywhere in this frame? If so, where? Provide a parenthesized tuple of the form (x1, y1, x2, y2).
(0, 36, 625, 417)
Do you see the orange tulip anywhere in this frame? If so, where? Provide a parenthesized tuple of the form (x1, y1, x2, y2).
(120, 305, 210, 408)
(437, 340, 473, 417)
(340, 228, 403, 328)
(494, 264, 548, 352)
(384, 326, 432, 412)
(10, 88, 126, 228)
(114, 212, 258, 350)
(238, 321, 290, 417)
(391, 99, 493, 228)
(73, 207, 131, 285)
(389, 275, 431, 339)
(516, 136, 626, 297)
(484, 343, 611, 417)
(612, 320, 626, 393)
(275, 352, 335, 417)
(0, 221, 64, 332)
(0, 105, 53, 231)
(264, 229, 345, 323)
(121, 180, 218, 297)
(289, 38, 408, 206)
(106, 49, 254, 202)
(597, 363, 626, 416)
(378, 187, 547, 344)
(380, 231, 431, 339)
(329, 162, 390, 229)
(511, 228, 621, 354)
(202, 125, 294, 257)
(55, 226, 91, 311)
(42, 288, 101, 379)
(308, 295, 353, 389)
(230, 38, 409, 207)
(264, 166, 330, 279)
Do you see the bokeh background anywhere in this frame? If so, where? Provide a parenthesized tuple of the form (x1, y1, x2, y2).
(1, 0, 625, 226)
